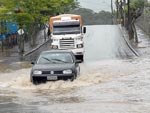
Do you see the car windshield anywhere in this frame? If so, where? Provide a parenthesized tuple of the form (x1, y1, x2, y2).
(37, 52, 73, 64)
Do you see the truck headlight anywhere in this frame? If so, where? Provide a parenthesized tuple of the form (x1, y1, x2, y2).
(77, 44, 83, 48)
(63, 70, 72, 74)
(33, 70, 42, 75)
(76, 37, 83, 41)
(53, 39, 59, 42)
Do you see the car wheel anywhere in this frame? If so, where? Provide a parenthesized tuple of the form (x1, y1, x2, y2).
(32, 77, 39, 85)
(77, 66, 80, 75)
(70, 74, 76, 81)
(30, 76, 33, 83)
(81, 57, 84, 62)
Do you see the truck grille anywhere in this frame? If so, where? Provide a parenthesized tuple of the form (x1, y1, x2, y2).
(60, 39, 74, 49)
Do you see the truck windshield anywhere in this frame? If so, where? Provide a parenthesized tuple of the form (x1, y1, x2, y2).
(53, 25, 81, 35)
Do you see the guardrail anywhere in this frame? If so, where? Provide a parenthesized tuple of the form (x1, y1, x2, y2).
(23, 37, 51, 57)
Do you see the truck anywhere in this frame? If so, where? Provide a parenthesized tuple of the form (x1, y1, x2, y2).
(49, 14, 86, 61)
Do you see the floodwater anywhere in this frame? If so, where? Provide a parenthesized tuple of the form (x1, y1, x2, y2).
(0, 25, 150, 113)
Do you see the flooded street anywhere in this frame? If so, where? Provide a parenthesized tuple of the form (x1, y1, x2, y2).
(0, 25, 150, 113)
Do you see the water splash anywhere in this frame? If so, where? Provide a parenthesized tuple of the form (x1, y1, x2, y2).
(0, 59, 136, 91)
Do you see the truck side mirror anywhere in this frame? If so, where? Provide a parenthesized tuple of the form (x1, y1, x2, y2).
(83, 27, 86, 34)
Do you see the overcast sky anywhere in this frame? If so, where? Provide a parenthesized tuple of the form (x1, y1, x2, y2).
(78, 0, 116, 12)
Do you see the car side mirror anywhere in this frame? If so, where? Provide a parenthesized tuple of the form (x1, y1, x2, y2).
(31, 62, 35, 65)
(83, 27, 86, 34)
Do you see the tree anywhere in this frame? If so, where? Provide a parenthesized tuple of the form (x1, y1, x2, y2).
(69, 8, 113, 25)
(116, 0, 144, 43)
(0, 0, 78, 53)
(1, 0, 78, 30)
(129, 0, 144, 42)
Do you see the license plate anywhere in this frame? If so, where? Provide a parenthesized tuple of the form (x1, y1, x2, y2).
(47, 76, 57, 80)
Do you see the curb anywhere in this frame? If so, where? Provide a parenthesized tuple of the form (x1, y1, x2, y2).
(23, 38, 50, 57)
(118, 25, 139, 57)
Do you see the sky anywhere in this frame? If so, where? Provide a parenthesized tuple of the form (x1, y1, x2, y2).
(78, 0, 150, 12)
(77, 0, 116, 12)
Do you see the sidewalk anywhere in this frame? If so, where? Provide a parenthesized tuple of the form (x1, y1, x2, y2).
(23, 29, 50, 57)
(118, 25, 139, 56)
(119, 25, 150, 57)
(134, 27, 150, 56)
(0, 29, 50, 59)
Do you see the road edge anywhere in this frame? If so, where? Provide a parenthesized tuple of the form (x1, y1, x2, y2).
(23, 38, 50, 57)
(118, 25, 139, 57)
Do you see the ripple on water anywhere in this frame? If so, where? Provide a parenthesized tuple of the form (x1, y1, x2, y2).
(0, 59, 136, 91)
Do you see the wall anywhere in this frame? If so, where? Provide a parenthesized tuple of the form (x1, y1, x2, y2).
(136, 14, 150, 37)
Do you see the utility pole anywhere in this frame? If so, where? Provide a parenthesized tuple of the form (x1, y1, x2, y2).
(128, 0, 131, 29)
(128, 0, 133, 40)
(116, 0, 119, 22)
(1, 36, 4, 52)
(0, 20, 5, 52)
(120, 0, 123, 25)
(123, 0, 126, 27)
(111, 0, 114, 24)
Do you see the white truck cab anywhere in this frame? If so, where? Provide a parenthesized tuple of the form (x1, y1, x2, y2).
(49, 14, 86, 61)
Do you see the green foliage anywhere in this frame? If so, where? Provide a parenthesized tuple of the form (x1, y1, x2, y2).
(14, 13, 34, 26)
(123, 0, 144, 19)
(69, 8, 113, 25)
(130, 2, 136, 10)
(0, 0, 78, 26)
(0, 6, 10, 20)
(133, 0, 144, 9)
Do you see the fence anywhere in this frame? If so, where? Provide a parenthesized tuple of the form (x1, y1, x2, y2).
(136, 13, 150, 37)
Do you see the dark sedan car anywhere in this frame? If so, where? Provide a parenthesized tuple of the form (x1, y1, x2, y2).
(30, 50, 80, 84)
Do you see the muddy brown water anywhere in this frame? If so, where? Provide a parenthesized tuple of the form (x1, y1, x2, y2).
(0, 58, 150, 113)
(0, 25, 150, 113)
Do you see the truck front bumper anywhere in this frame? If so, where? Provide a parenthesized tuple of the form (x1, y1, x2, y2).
(70, 48, 84, 56)
(71, 48, 84, 61)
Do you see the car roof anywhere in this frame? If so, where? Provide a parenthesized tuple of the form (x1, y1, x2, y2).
(41, 50, 73, 54)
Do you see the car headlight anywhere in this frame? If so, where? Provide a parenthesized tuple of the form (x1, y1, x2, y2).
(77, 44, 83, 48)
(51, 45, 58, 49)
(63, 69, 72, 74)
(33, 70, 42, 75)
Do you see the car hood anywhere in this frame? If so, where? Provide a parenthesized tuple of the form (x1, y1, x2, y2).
(32, 63, 75, 71)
